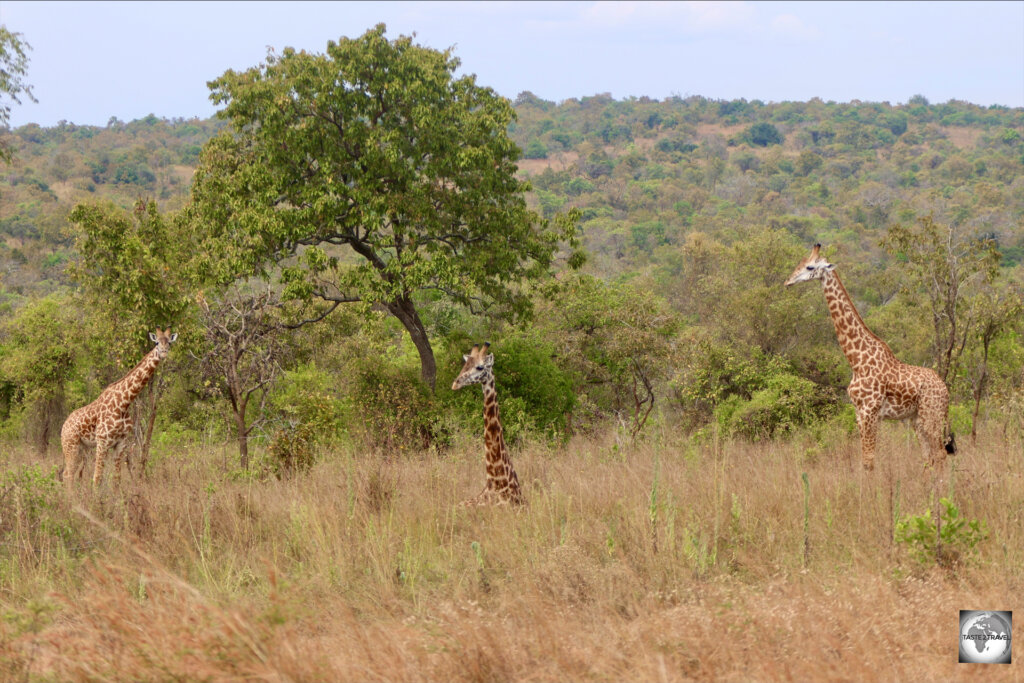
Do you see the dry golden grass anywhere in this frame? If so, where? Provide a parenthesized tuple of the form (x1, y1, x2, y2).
(0, 420, 1021, 682)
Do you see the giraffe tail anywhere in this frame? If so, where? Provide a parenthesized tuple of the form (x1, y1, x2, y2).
(944, 431, 957, 455)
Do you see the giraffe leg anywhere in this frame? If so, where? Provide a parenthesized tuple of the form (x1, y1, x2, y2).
(93, 440, 110, 487)
(916, 404, 946, 468)
(110, 438, 130, 489)
(855, 405, 881, 471)
(62, 436, 80, 491)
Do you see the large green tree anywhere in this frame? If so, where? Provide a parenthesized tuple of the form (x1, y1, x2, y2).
(0, 294, 80, 455)
(186, 25, 579, 390)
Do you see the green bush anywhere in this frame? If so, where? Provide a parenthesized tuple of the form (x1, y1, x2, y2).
(895, 498, 987, 569)
(714, 373, 837, 440)
(948, 403, 973, 437)
(268, 423, 317, 479)
(523, 139, 548, 159)
(0, 464, 76, 545)
(746, 122, 783, 147)
(493, 331, 576, 441)
(353, 364, 441, 454)
(269, 363, 346, 443)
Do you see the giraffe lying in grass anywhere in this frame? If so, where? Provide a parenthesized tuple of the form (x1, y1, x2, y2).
(451, 342, 525, 506)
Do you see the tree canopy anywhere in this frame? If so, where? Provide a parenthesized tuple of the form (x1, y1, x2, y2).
(186, 24, 579, 390)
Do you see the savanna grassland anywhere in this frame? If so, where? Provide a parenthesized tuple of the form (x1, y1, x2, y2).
(0, 418, 1021, 682)
(1, 25, 1024, 682)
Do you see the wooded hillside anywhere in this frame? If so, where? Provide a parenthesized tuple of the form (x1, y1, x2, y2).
(1, 88, 1022, 457)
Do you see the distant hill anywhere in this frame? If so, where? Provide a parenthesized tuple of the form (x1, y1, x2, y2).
(1, 95, 1022, 302)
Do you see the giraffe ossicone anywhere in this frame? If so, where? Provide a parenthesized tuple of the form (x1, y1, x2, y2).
(60, 328, 178, 489)
(451, 342, 525, 507)
(785, 244, 954, 471)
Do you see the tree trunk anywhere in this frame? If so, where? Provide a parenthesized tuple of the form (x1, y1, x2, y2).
(970, 340, 992, 446)
(387, 295, 437, 392)
(227, 363, 250, 470)
(234, 401, 249, 470)
(36, 393, 63, 457)
(135, 381, 161, 477)
(37, 405, 51, 457)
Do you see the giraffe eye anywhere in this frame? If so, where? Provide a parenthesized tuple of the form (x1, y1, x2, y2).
(476, 365, 484, 371)
(806, 265, 814, 270)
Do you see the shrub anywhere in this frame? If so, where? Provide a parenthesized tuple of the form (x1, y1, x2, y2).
(523, 139, 548, 159)
(269, 364, 345, 443)
(895, 498, 987, 569)
(746, 122, 783, 147)
(268, 423, 317, 479)
(353, 364, 440, 454)
(494, 330, 576, 442)
(714, 373, 837, 440)
(0, 464, 76, 548)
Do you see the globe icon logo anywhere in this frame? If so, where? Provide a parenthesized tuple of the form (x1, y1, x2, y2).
(959, 611, 1011, 664)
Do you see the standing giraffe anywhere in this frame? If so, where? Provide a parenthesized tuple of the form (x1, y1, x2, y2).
(451, 342, 525, 506)
(61, 329, 178, 488)
(784, 245, 954, 470)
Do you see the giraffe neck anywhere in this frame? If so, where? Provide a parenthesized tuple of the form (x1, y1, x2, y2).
(106, 347, 163, 411)
(821, 269, 895, 372)
(481, 378, 509, 469)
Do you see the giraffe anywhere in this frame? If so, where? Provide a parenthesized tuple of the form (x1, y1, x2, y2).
(784, 244, 955, 471)
(60, 329, 178, 488)
(451, 342, 525, 507)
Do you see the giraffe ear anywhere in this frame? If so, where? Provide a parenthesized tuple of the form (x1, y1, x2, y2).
(169, 333, 178, 343)
(463, 354, 471, 362)
(149, 332, 158, 343)
(483, 353, 494, 368)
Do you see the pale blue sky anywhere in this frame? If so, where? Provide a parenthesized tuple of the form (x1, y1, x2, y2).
(1, 1, 1022, 128)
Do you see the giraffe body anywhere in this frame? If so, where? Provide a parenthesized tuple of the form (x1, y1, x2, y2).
(451, 343, 525, 507)
(785, 245, 953, 470)
(61, 329, 177, 488)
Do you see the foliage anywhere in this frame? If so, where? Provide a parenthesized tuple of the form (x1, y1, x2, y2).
(744, 122, 783, 147)
(68, 199, 192, 356)
(267, 422, 317, 479)
(0, 294, 81, 451)
(491, 330, 576, 441)
(713, 372, 838, 440)
(538, 273, 679, 436)
(0, 463, 76, 546)
(268, 363, 345, 440)
(895, 497, 988, 569)
(353, 362, 440, 453)
(881, 214, 1001, 384)
(0, 26, 36, 163)
(186, 24, 580, 389)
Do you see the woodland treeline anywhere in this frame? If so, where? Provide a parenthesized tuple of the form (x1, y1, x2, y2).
(1, 26, 1022, 475)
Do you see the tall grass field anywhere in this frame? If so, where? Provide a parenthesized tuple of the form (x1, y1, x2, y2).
(0, 418, 1020, 681)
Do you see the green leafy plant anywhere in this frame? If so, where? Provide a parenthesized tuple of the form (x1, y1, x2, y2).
(895, 497, 988, 568)
(714, 372, 837, 440)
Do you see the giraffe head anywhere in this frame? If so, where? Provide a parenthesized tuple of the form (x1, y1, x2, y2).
(452, 342, 494, 390)
(784, 243, 835, 287)
(148, 328, 179, 359)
